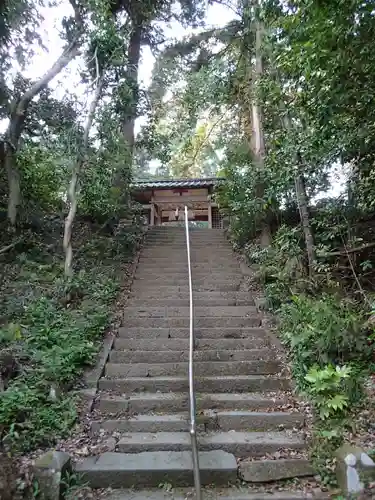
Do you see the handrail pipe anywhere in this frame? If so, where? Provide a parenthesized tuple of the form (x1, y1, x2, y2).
(184, 205, 202, 500)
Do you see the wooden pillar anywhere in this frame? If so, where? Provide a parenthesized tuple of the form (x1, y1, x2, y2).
(208, 202, 212, 229)
(150, 202, 155, 226)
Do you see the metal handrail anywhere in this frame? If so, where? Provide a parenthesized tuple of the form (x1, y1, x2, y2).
(184, 205, 202, 500)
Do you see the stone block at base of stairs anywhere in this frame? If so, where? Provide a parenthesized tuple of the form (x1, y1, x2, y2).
(239, 458, 315, 482)
(75, 450, 237, 488)
(104, 489, 326, 499)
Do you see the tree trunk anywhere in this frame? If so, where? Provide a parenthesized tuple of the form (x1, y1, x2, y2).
(282, 114, 316, 276)
(251, 2, 271, 247)
(122, 25, 142, 152)
(63, 74, 105, 276)
(294, 159, 315, 276)
(4, 39, 80, 226)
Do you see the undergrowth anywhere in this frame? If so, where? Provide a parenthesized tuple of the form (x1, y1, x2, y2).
(0, 220, 143, 453)
(236, 224, 375, 487)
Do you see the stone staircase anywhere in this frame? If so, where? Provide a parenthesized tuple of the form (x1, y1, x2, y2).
(77, 228, 315, 498)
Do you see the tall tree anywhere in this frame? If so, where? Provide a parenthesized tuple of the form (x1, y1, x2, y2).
(3, 0, 85, 226)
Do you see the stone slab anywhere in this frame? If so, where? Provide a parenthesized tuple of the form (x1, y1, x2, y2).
(105, 488, 324, 499)
(239, 459, 314, 482)
(109, 348, 270, 363)
(121, 317, 262, 328)
(97, 391, 288, 414)
(124, 306, 257, 318)
(114, 337, 269, 351)
(83, 333, 115, 389)
(91, 411, 303, 434)
(33, 451, 71, 499)
(75, 450, 237, 488)
(117, 327, 266, 339)
(116, 431, 305, 458)
(104, 359, 280, 377)
(98, 375, 290, 394)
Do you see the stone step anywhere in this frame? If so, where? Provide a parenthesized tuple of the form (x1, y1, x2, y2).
(130, 291, 250, 299)
(117, 327, 266, 340)
(131, 283, 241, 292)
(142, 241, 233, 247)
(138, 264, 240, 272)
(98, 375, 290, 393)
(113, 337, 270, 351)
(105, 359, 280, 378)
(140, 250, 236, 257)
(103, 488, 320, 500)
(115, 431, 305, 458)
(121, 317, 261, 328)
(146, 233, 226, 239)
(91, 411, 304, 434)
(97, 392, 289, 414)
(132, 278, 242, 286)
(146, 236, 227, 240)
(110, 348, 270, 363)
(76, 450, 237, 488)
(126, 297, 253, 307)
(124, 306, 257, 318)
(134, 272, 243, 281)
(139, 258, 238, 265)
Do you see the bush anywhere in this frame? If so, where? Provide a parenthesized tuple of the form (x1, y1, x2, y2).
(0, 223, 142, 452)
(278, 293, 370, 391)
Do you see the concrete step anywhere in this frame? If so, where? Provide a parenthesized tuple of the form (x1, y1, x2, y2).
(105, 360, 281, 378)
(140, 250, 236, 257)
(117, 327, 267, 340)
(76, 450, 237, 488)
(91, 411, 304, 434)
(143, 243, 233, 252)
(139, 258, 238, 265)
(103, 488, 322, 500)
(137, 264, 240, 272)
(97, 392, 290, 414)
(110, 348, 271, 363)
(121, 317, 261, 328)
(145, 234, 228, 239)
(129, 291, 249, 299)
(113, 337, 270, 351)
(126, 297, 253, 307)
(98, 375, 290, 393)
(124, 306, 257, 318)
(115, 431, 305, 458)
(134, 272, 243, 281)
(132, 278, 242, 287)
(131, 283, 241, 292)
(128, 291, 252, 302)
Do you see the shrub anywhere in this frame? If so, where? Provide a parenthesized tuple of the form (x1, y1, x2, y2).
(279, 294, 370, 390)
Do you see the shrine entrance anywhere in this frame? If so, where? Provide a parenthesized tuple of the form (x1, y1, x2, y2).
(131, 178, 225, 229)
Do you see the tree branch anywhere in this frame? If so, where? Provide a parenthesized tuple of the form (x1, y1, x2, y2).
(0, 238, 23, 255)
(320, 242, 375, 257)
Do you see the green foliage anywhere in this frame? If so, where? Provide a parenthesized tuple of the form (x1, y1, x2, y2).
(304, 365, 351, 420)
(0, 223, 142, 452)
(279, 294, 369, 390)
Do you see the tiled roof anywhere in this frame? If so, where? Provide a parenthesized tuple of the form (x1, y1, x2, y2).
(132, 177, 225, 190)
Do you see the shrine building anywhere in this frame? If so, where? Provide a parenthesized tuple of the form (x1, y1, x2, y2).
(131, 178, 225, 228)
